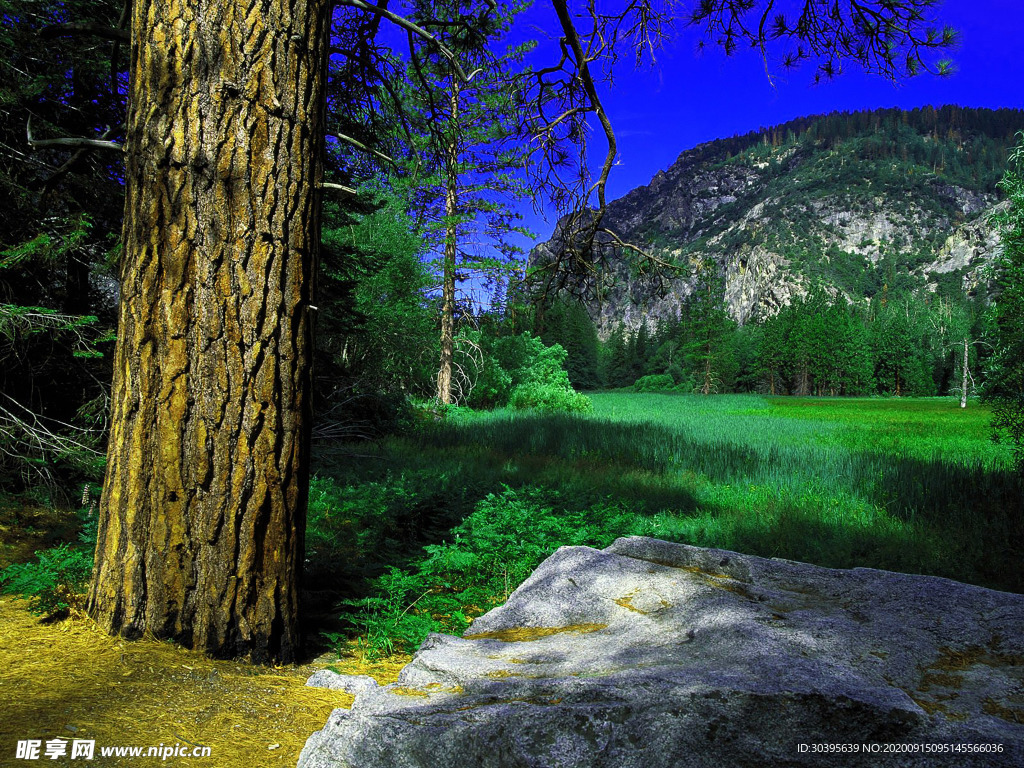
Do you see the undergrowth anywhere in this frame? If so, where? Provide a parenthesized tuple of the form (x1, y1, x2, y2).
(327, 487, 657, 659)
(0, 500, 97, 616)
(314, 394, 1021, 658)
(4, 396, 1019, 659)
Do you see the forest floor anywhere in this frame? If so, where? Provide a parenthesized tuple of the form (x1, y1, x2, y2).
(0, 595, 409, 766)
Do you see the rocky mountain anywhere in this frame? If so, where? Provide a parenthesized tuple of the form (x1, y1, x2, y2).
(530, 106, 1024, 337)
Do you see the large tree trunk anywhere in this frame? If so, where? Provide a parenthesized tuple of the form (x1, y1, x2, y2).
(87, 0, 329, 662)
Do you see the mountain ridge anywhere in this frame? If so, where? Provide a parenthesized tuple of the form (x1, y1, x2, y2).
(530, 105, 1024, 338)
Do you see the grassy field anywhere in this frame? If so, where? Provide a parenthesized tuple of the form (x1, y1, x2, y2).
(303, 393, 1021, 656)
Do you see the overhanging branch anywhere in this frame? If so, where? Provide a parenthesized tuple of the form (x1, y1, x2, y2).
(27, 117, 123, 152)
(335, 0, 483, 83)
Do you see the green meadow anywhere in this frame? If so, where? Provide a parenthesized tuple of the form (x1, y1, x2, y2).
(307, 394, 1022, 656)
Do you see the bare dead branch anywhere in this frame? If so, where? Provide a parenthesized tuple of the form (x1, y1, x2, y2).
(327, 131, 397, 167)
(336, 0, 483, 83)
(40, 124, 125, 200)
(27, 116, 123, 152)
(319, 181, 359, 195)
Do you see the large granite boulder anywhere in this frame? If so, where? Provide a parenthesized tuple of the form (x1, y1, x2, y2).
(299, 538, 1024, 767)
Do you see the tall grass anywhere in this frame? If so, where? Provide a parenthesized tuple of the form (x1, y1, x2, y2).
(310, 394, 1021, 657)
(407, 394, 1021, 590)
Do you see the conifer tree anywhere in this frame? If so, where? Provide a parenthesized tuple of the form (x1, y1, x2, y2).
(603, 325, 631, 388)
(683, 263, 735, 395)
(758, 313, 787, 395)
(540, 298, 600, 389)
(871, 298, 934, 396)
(405, 0, 533, 404)
(629, 321, 651, 383)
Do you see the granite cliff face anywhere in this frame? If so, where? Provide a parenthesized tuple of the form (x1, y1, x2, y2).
(529, 107, 1024, 337)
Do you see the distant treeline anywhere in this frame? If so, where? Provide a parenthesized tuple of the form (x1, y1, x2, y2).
(696, 105, 1024, 191)
(538, 282, 988, 398)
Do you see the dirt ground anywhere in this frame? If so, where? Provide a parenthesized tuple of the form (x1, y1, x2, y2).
(0, 596, 409, 766)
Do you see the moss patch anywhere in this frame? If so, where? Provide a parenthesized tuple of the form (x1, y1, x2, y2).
(464, 623, 607, 642)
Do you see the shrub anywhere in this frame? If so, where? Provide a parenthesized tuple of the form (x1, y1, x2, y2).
(509, 382, 592, 413)
(335, 567, 443, 660)
(338, 487, 652, 657)
(1, 491, 99, 617)
(466, 330, 591, 412)
(633, 374, 675, 392)
(1, 543, 93, 616)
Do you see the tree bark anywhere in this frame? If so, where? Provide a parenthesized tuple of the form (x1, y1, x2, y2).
(961, 337, 969, 408)
(87, 0, 329, 662)
(436, 78, 460, 406)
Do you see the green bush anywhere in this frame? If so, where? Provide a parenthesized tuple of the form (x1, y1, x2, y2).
(1, 492, 99, 617)
(466, 330, 591, 412)
(335, 567, 443, 660)
(509, 381, 592, 412)
(1, 543, 93, 616)
(633, 374, 675, 392)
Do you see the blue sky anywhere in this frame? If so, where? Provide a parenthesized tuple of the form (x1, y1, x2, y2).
(514, 0, 1024, 246)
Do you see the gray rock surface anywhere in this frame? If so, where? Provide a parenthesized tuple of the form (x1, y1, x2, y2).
(305, 670, 380, 695)
(298, 538, 1024, 768)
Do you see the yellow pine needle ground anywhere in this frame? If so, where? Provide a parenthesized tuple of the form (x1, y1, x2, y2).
(0, 596, 409, 766)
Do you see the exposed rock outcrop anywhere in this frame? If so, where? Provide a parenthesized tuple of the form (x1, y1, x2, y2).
(299, 538, 1024, 768)
(528, 107, 1024, 336)
(306, 671, 380, 695)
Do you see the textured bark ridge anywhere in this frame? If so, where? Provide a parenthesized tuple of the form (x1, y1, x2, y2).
(87, 0, 329, 662)
(300, 539, 1024, 767)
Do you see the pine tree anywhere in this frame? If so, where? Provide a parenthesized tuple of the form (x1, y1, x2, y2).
(87, 0, 331, 662)
(629, 321, 650, 383)
(563, 301, 601, 389)
(406, 1, 533, 404)
(758, 313, 787, 395)
(839, 309, 876, 395)
(683, 264, 735, 395)
(871, 298, 933, 396)
(603, 325, 631, 388)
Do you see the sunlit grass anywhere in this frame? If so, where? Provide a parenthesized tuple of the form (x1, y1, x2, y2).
(404, 394, 1020, 591)
(308, 394, 1021, 657)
